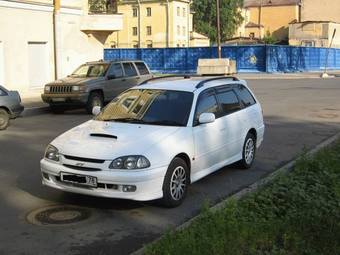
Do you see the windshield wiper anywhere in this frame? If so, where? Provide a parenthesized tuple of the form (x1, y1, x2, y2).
(145, 120, 184, 126)
(105, 118, 145, 124)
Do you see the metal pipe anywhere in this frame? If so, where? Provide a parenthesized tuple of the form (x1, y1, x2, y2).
(53, 0, 61, 79)
(137, 0, 141, 48)
(216, 0, 221, 58)
(166, 0, 170, 47)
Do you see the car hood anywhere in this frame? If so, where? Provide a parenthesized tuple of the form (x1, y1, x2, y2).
(46, 76, 102, 86)
(52, 120, 181, 160)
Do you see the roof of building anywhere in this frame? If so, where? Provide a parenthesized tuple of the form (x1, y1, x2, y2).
(244, 0, 300, 8)
(190, 31, 209, 40)
(245, 22, 264, 28)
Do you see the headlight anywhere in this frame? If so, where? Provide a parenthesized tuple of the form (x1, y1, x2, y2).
(44, 144, 60, 162)
(45, 86, 50, 92)
(109, 156, 150, 170)
(72, 86, 80, 92)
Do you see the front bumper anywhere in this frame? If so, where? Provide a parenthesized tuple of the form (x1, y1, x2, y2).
(41, 93, 89, 105)
(40, 159, 167, 201)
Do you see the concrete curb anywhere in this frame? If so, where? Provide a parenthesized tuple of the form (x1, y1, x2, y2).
(131, 131, 340, 255)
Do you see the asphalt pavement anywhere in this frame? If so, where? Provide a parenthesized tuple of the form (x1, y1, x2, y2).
(0, 78, 339, 255)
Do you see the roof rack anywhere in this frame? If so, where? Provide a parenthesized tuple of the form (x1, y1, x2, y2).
(139, 74, 195, 85)
(195, 76, 239, 89)
(139, 74, 239, 88)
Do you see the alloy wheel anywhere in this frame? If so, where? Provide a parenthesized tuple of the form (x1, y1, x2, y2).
(170, 166, 187, 201)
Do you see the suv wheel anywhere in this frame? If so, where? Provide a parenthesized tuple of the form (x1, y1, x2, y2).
(86, 92, 103, 114)
(0, 109, 10, 130)
(161, 158, 189, 208)
(239, 132, 256, 169)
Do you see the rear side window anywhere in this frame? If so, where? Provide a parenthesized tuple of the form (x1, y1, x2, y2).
(107, 63, 124, 78)
(235, 85, 256, 107)
(123, 62, 138, 77)
(135, 62, 150, 75)
(194, 89, 219, 125)
(215, 88, 241, 117)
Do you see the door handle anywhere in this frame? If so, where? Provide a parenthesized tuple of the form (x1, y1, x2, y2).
(121, 78, 126, 82)
(220, 128, 227, 132)
(135, 77, 140, 79)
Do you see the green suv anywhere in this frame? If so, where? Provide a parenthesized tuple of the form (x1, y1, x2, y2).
(41, 60, 153, 113)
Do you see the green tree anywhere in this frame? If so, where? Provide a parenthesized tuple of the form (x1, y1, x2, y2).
(192, 0, 244, 44)
(262, 30, 278, 45)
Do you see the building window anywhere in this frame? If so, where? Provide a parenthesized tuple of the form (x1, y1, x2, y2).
(133, 7, 138, 17)
(249, 32, 255, 39)
(147, 26, 152, 36)
(183, 7, 186, 17)
(146, 7, 151, 16)
(182, 26, 186, 36)
(147, 42, 153, 48)
(177, 25, 180, 36)
(177, 7, 180, 16)
(133, 27, 138, 36)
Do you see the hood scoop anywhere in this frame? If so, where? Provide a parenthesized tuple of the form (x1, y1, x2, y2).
(90, 133, 118, 139)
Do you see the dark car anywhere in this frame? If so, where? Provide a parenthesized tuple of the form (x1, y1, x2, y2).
(41, 60, 153, 113)
(0, 85, 24, 130)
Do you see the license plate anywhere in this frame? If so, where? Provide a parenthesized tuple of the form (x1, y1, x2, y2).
(60, 172, 97, 187)
(52, 98, 65, 102)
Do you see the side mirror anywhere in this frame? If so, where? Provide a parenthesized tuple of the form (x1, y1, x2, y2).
(107, 75, 116, 80)
(92, 106, 101, 116)
(199, 113, 216, 124)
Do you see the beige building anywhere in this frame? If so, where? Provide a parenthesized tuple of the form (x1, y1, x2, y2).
(107, 0, 210, 48)
(301, 0, 340, 23)
(289, 21, 340, 48)
(0, 0, 122, 94)
(237, 0, 301, 41)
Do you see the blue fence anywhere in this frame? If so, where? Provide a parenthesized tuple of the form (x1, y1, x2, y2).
(104, 45, 340, 73)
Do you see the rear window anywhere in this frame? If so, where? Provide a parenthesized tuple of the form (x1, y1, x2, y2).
(123, 62, 138, 77)
(0, 87, 7, 96)
(235, 85, 256, 107)
(215, 88, 241, 117)
(135, 62, 150, 75)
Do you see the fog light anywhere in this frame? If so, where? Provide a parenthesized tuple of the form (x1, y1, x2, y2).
(122, 185, 136, 192)
(42, 172, 50, 180)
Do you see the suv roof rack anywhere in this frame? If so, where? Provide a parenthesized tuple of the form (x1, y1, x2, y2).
(139, 74, 239, 88)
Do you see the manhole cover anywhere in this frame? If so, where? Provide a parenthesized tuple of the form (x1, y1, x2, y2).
(27, 205, 91, 226)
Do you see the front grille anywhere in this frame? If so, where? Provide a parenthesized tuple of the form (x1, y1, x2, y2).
(50, 85, 73, 94)
(63, 164, 101, 172)
(64, 155, 105, 164)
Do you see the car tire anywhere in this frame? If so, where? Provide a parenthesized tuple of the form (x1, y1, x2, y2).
(0, 108, 10, 130)
(160, 157, 189, 208)
(50, 105, 65, 114)
(238, 132, 256, 169)
(86, 91, 104, 114)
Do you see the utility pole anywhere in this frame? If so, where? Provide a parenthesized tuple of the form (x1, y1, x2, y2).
(216, 0, 221, 58)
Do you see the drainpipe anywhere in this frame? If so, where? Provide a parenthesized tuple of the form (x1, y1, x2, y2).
(137, 0, 141, 48)
(258, 0, 263, 39)
(53, 0, 61, 79)
(166, 0, 170, 47)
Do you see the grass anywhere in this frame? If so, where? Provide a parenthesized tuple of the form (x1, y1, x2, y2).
(145, 140, 340, 255)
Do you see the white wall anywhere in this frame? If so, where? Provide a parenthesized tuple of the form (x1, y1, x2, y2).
(0, 41, 4, 85)
(0, 1, 54, 92)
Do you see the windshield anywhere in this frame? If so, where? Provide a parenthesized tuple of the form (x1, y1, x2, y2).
(71, 64, 109, 78)
(96, 89, 194, 127)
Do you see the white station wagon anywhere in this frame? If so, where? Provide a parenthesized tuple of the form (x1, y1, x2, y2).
(41, 75, 265, 207)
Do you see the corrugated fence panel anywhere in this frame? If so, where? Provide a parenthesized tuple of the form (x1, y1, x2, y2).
(104, 46, 340, 73)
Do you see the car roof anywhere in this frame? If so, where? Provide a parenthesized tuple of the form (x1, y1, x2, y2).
(85, 60, 145, 65)
(136, 76, 247, 93)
